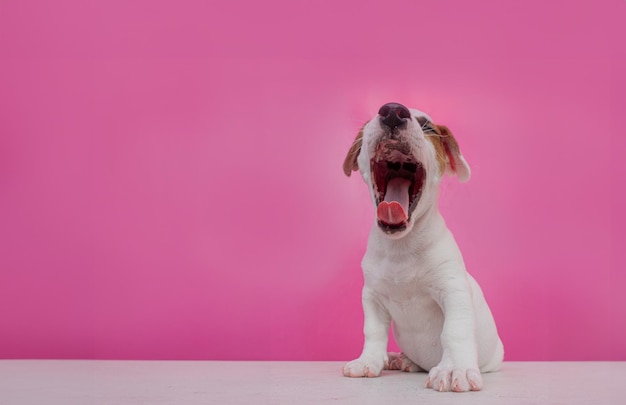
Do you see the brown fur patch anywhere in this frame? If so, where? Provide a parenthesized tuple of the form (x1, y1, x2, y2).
(425, 131, 447, 176)
(436, 125, 462, 174)
(426, 124, 463, 176)
(343, 126, 365, 177)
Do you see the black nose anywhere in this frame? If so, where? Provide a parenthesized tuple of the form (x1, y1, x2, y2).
(378, 103, 411, 129)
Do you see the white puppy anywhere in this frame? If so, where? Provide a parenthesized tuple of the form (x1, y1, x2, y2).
(342, 103, 503, 392)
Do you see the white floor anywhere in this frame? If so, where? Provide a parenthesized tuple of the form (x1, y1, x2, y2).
(0, 360, 623, 404)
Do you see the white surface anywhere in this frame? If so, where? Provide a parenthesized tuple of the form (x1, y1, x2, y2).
(0, 361, 623, 404)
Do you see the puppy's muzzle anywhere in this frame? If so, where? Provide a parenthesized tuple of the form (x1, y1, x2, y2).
(370, 102, 426, 235)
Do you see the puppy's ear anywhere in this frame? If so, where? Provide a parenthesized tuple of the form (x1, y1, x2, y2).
(342, 129, 363, 177)
(433, 125, 471, 182)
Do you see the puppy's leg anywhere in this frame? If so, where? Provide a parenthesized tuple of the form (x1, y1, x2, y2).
(343, 288, 390, 378)
(425, 283, 482, 392)
(387, 352, 421, 372)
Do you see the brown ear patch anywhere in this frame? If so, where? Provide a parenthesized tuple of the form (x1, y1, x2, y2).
(425, 131, 447, 176)
(342, 128, 364, 177)
(426, 124, 464, 177)
(436, 125, 462, 172)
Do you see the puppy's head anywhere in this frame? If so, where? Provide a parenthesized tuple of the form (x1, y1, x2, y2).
(343, 102, 470, 238)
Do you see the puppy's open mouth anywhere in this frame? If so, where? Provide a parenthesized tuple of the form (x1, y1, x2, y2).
(371, 142, 425, 234)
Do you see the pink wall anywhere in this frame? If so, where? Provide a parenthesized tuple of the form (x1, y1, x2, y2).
(1, 0, 624, 361)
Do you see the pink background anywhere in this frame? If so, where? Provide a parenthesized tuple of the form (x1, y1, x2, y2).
(1, 0, 624, 361)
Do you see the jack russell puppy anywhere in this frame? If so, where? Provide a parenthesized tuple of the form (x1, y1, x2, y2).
(342, 103, 504, 392)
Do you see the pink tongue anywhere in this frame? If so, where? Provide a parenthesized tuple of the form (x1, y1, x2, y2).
(377, 177, 411, 225)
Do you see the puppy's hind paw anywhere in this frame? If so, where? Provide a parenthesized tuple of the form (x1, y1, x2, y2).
(387, 352, 421, 372)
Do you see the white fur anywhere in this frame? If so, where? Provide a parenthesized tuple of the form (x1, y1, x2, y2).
(343, 107, 504, 392)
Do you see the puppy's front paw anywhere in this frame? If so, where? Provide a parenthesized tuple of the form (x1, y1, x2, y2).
(343, 354, 388, 378)
(425, 366, 482, 392)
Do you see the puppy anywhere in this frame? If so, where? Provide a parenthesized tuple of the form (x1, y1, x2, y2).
(342, 103, 503, 392)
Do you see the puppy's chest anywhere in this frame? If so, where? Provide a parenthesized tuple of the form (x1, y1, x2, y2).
(363, 254, 436, 311)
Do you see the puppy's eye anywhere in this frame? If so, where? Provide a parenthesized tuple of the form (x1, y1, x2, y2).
(417, 117, 437, 134)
